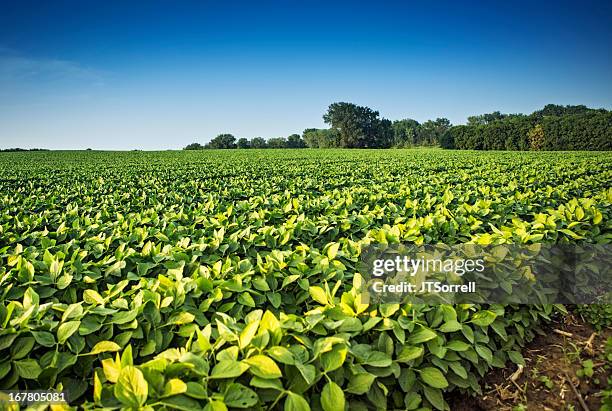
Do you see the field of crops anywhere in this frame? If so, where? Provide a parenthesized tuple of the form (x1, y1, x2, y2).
(0, 149, 610, 410)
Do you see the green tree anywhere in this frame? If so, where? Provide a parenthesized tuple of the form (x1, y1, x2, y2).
(302, 128, 339, 148)
(237, 138, 250, 149)
(376, 118, 394, 148)
(267, 137, 288, 148)
(206, 134, 236, 149)
(444, 105, 611, 151)
(323, 102, 387, 148)
(535, 104, 593, 117)
(183, 143, 204, 150)
(467, 111, 507, 126)
(392, 119, 420, 147)
(528, 124, 545, 151)
(287, 134, 306, 148)
(250, 137, 267, 149)
(419, 118, 451, 145)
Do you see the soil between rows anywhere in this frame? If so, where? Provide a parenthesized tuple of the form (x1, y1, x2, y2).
(449, 311, 611, 411)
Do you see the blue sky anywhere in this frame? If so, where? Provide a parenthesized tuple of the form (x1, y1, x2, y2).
(0, 0, 611, 150)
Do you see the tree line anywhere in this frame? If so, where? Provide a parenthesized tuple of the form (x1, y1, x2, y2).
(184, 102, 452, 150)
(441, 104, 611, 150)
(0, 148, 50, 152)
(184, 134, 306, 150)
(184, 103, 611, 151)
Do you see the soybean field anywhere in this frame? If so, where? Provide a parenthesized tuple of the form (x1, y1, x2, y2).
(0, 149, 610, 410)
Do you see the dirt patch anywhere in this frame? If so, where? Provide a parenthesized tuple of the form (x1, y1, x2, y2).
(449, 312, 611, 411)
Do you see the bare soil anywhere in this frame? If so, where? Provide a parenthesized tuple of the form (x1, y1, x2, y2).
(449, 312, 611, 411)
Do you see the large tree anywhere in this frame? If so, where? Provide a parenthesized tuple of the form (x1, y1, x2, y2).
(287, 134, 306, 148)
(206, 134, 236, 149)
(237, 138, 250, 148)
(323, 102, 389, 148)
(392, 119, 420, 147)
(183, 142, 204, 150)
(302, 128, 339, 148)
(376, 118, 394, 148)
(419, 118, 452, 145)
(267, 137, 288, 148)
(250, 137, 267, 149)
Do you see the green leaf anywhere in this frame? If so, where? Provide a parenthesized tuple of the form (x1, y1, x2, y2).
(508, 350, 525, 366)
(593, 210, 603, 224)
(559, 228, 583, 239)
(461, 325, 475, 343)
(94, 370, 102, 402)
(0, 362, 10, 380)
(23, 287, 39, 309)
(379, 303, 400, 318)
(471, 310, 497, 327)
(321, 344, 347, 371)
(238, 292, 256, 307)
(216, 320, 238, 342)
(87, 340, 122, 355)
(185, 382, 208, 399)
(309, 286, 328, 305)
(404, 392, 422, 410)
(11, 337, 35, 360)
(439, 320, 462, 333)
(423, 386, 446, 411)
(327, 243, 340, 260)
(398, 368, 416, 392)
(86, 286, 111, 310)
(112, 309, 139, 325)
(204, 400, 228, 411)
(31, 331, 55, 347)
(57, 320, 81, 344)
(268, 292, 282, 308)
(446, 340, 470, 351)
(244, 355, 282, 379)
(267, 346, 295, 365)
(163, 378, 188, 397)
(168, 312, 195, 325)
(448, 362, 468, 379)
(250, 376, 283, 390)
(363, 351, 392, 367)
(347, 372, 376, 395)
(114, 365, 148, 407)
(475, 344, 493, 364)
(260, 311, 281, 334)
(295, 362, 316, 385)
(210, 360, 250, 379)
(406, 327, 438, 344)
(14, 359, 42, 379)
(397, 345, 423, 363)
(281, 274, 300, 289)
(419, 367, 448, 389)
(62, 303, 83, 322)
(224, 383, 258, 408)
(102, 358, 121, 383)
(285, 392, 311, 411)
(321, 381, 345, 411)
(121, 344, 134, 367)
(490, 320, 508, 340)
(239, 321, 260, 349)
(161, 395, 204, 411)
(20, 260, 35, 282)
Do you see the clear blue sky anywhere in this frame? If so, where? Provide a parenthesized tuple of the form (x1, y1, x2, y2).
(1, 0, 611, 150)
